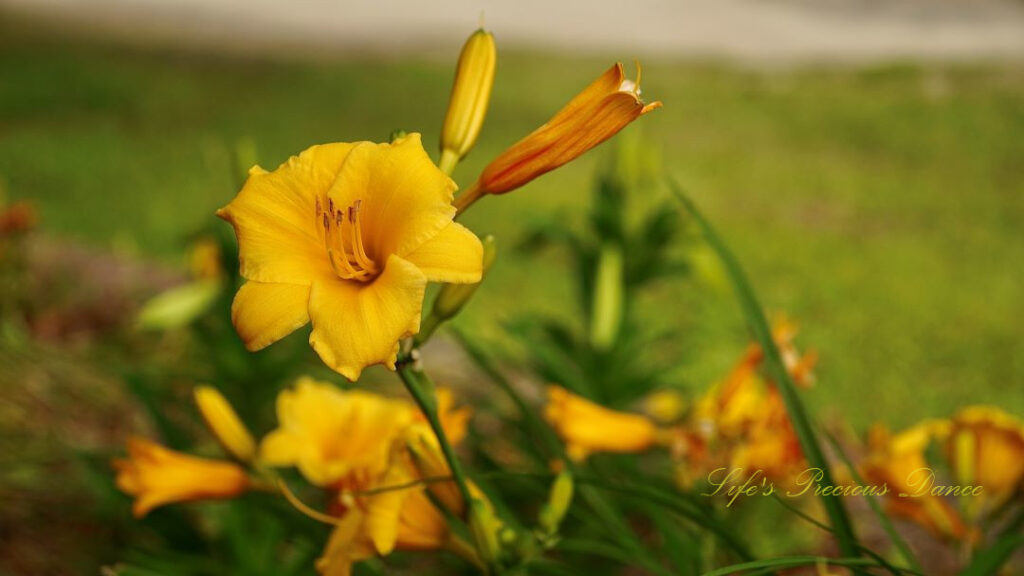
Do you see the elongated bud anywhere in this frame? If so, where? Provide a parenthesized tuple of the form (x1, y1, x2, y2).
(589, 244, 623, 351)
(193, 386, 257, 462)
(538, 470, 574, 537)
(416, 235, 497, 345)
(440, 29, 496, 175)
(468, 499, 503, 570)
(454, 62, 660, 213)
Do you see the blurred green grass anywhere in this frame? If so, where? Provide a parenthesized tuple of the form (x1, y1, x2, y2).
(2, 27, 1022, 429)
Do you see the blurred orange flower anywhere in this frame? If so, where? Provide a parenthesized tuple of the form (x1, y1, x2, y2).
(544, 385, 658, 461)
(456, 63, 660, 210)
(113, 437, 249, 518)
(946, 405, 1024, 520)
(861, 420, 971, 541)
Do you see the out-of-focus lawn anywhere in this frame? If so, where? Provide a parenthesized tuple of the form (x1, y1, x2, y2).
(2, 26, 1022, 428)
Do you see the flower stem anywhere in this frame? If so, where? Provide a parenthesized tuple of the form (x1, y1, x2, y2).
(453, 181, 484, 215)
(396, 359, 475, 520)
(439, 149, 460, 176)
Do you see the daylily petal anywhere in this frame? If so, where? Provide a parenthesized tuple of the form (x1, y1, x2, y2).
(545, 386, 657, 458)
(364, 462, 415, 555)
(231, 281, 311, 351)
(217, 143, 357, 285)
(258, 429, 302, 467)
(316, 507, 375, 576)
(395, 489, 449, 550)
(327, 134, 457, 261)
(113, 437, 249, 517)
(545, 63, 626, 129)
(402, 222, 483, 284)
(308, 255, 427, 381)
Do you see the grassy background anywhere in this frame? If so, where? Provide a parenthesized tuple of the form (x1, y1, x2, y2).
(2, 25, 1022, 430)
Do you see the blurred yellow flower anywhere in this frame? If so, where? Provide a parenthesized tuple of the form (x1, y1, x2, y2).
(113, 437, 249, 518)
(188, 236, 223, 281)
(456, 63, 661, 210)
(643, 389, 688, 423)
(317, 456, 463, 576)
(946, 405, 1024, 518)
(194, 385, 256, 462)
(683, 317, 816, 487)
(259, 377, 414, 487)
(317, 397, 478, 576)
(218, 134, 483, 380)
(424, 387, 473, 445)
(861, 420, 970, 541)
(544, 385, 658, 461)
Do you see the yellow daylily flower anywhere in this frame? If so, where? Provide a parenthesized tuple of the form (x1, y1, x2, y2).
(455, 63, 660, 211)
(316, 457, 458, 576)
(544, 385, 658, 461)
(217, 134, 483, 381)
(259, 377, 415, 487)
(317, 421, 480, 576)
(861, 420, 970, 541)
(113, 437, 249, 518)
(194, 385, 256, 462)
(946, 405, 1024, 517)
(643, 389, 688, 424)
(730, 419, 804, 488)
(694, 316, 816, 438)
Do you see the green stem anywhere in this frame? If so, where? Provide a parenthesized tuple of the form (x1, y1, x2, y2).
(439, 149, 460, 176)
(450, 329, 679, 576)
(453, 180, 484, 215)
(396, 360, 475, 513)
(415, 313, 443, 347)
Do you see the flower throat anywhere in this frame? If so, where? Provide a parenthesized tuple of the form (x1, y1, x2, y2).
(317, 197, 378, 282)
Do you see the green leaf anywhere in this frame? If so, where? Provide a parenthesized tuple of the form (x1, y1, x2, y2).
(669, 180, 863, 562)
(959, 531, 1024, 576)
(137, 279, 223, 330)
(701, 556, 881, 576)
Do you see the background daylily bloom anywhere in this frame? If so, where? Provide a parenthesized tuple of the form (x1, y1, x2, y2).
(315, 390, 477, 576)
(259, 377, 415, 487)
(113, 437, 249, 518)
(544, 385, 657, 461)
(861, 421, 971, 541)
(218, 133, 483, 381)
(455, 62, 661, 211)
(946, 405, 1024, 517)
(317, 459, 459, 576)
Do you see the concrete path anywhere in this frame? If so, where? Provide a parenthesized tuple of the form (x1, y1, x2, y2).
(4, 0, 1024, 63)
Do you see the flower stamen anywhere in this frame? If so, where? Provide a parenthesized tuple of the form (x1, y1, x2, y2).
(318, 197, 378, 282)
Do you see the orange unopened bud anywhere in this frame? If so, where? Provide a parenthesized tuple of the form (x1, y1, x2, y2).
(455, 62, 660, 212)
(113, 437, 249, 517)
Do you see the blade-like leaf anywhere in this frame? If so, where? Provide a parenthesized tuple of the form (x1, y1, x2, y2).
(669, 180, 862, 562)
